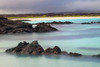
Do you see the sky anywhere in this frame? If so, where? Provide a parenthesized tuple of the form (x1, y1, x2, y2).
(0, 0, 100, 14)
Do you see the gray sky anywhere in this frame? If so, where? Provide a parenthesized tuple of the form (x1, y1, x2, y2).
(0, 0, 100, 14)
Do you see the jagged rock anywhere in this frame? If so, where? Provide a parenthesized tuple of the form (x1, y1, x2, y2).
(34, 23, 58, 32)
(53, 46, 61, 54)
(6, 41, 82, 57)
(0, 18, 58, 34)
(0, 19, 34, 34)
(6, 41, 44, 55)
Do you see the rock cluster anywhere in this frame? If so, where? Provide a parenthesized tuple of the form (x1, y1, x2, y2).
(0, 17, 58, 34)
(81, 22, 100, 24)
(6, 41, 82, 57)
(37, 21, 73, 25)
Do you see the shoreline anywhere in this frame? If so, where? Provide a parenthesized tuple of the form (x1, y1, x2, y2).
(12, 17, 100, 21)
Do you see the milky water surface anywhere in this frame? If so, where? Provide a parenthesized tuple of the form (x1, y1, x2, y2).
(0, 19, 100, 67)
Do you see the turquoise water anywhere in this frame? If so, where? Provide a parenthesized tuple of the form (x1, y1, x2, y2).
(0, 19, 100, 67)
(24, 18, 100, 24)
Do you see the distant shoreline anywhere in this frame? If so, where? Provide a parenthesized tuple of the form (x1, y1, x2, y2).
(12, 17, 100, 21)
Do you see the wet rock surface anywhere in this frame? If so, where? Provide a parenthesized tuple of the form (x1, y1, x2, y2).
(0, 17, 58, 34)
(6, 41, 82, 57)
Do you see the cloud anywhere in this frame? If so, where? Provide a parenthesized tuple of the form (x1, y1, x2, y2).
(0, 0, 100, 14)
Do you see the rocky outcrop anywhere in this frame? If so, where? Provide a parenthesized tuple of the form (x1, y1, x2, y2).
(0, 20, 34, 34)
(81, 22, 100, 24)
(33, 23, 58, 32)
(0, 17, 58, 34)
(37, 21, 73, 25)
(6, 41, 82, 57)
(68, 52, 82, 57)
(6, 41, 44, 55)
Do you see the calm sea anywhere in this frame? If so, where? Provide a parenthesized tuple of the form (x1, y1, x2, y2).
(0, 18, 100, 67)
(24, 18, 100, 24)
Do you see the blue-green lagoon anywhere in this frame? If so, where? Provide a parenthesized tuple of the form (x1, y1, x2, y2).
(24, 18, 100, 24)
(0, 18, 100, 67)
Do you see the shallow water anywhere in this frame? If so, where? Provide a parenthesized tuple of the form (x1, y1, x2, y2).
(0, 19, 100, 67)
(24, 18, 100, 24)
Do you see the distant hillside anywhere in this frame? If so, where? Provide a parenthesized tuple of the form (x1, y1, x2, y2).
(55, 10, 100, 14)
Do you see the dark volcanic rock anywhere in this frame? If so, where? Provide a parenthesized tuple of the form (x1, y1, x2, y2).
(6, 41, 44, 55)
(0, 17, 58, 34)
(81, 22, 100, 24)
(0, 20, 34, 34)
(43, 46, 61, 55)
(6, 41, 82, 57)
(36, 21, 73, 25)
(43, 48, 53, 55)
(34, 23, 58, 32)
(53, 46, 61, 54)
(68, 52, 82, 57)
(81, 22, 93, 24)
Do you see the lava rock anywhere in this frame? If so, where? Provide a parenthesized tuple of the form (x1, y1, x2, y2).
(6, 41, 44, 55)
(36, 21, 73, 25)
(53, 46, 61, 54)
(43, 48, 54, 55)
(0, 18, 58, 34)
(68, 52, 82, 57)
(0, 19, 34, 34)
(34, 23, 58, 32)
(6, 41, 82, 57)
(43, 46, 61, 55)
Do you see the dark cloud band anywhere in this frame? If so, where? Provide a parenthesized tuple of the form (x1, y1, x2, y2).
(0, 0, 99, 14)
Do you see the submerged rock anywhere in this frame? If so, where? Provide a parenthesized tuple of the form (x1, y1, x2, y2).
(6, 41, 82, 57)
